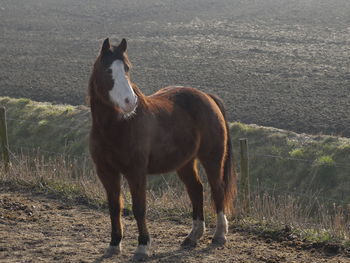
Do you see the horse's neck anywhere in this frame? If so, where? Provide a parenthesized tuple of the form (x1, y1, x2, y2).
(90, 101, 114, 130)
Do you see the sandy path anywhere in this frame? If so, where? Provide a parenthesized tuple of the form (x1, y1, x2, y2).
(0, 191, 349, 263)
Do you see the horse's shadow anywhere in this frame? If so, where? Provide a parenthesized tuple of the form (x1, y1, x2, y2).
(150, 244, 217, 262)
(92, 244, 218, 263)
(92, 256, 106, 263)
(92, 254, 127, 263)
(91, 243, 220, 263)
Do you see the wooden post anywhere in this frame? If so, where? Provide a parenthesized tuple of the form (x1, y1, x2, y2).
(0, 107, 9, 172)
(239, 138, 250, 214)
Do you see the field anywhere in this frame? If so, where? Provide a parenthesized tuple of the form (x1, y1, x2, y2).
(1, 0, 350, 136)
(1, 1, 350, 262)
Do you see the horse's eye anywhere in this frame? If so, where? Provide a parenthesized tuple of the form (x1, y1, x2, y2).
(106, 68, 112, 74)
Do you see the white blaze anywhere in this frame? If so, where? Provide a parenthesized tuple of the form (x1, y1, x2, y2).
(109, 60, 137, 113)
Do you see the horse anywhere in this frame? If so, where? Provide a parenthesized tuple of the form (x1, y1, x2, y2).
(88, 38, 237, 261)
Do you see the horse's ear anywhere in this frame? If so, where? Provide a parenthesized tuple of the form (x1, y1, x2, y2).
(119, 38, 127, 52)
(101, 38, 110, 55)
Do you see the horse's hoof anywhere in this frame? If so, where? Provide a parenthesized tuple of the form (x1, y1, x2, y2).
(181, 237, 197, 248)
(133, 244, 150, 261)
(103, 245, 121, 257)
(132, 252, 148, 261)
(212, 236, 227, 246)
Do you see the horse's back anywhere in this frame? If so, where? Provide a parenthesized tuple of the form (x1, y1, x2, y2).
(150, 86, 228, 154)
(151, 86, 224, 122)
(152, 86, 226, 129)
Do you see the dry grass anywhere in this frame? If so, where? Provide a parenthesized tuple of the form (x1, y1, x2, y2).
(0, 152, 105, 208)
(1, 152, 349, 246)
(235, 189, 350, 244)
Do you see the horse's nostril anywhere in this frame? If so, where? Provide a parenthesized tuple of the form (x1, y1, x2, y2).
(125, 98, 130, 104)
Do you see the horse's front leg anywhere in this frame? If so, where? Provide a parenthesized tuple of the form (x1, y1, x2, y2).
(126, 173, 150, 261)
(96, 167, 123, 257)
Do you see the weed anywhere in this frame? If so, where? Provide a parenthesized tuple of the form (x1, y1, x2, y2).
(315, 155, 335, 166)
(289, 148, 304, 158)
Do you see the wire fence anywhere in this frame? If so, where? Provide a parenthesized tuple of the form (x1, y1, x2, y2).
(6, 144, 349, 206)
(11, 145, 90, 160)
(1, 111, 350, 207)
(250, 182, 350, 206)
(251, 153, 350, 169)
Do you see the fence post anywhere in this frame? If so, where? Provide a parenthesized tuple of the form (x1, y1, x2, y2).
(239, 138, 250, 214)
(0, 107, 9, 172)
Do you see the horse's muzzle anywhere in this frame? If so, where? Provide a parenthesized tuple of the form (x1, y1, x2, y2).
(120, 95, 138, 114)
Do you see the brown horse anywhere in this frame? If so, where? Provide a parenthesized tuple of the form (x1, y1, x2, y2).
(88, 38, 236, 260)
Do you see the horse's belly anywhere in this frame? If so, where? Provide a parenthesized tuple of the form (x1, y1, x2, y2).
(147, 138, 198, 174)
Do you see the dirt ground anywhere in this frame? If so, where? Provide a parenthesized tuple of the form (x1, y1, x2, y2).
(1, 0, 350, 136)
(1, 190, 349, 263)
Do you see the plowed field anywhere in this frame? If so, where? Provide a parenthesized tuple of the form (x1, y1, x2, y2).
(0, 0, 349, 136)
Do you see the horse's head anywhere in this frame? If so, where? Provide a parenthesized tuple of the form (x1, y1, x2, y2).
(90, 38, 138, 115)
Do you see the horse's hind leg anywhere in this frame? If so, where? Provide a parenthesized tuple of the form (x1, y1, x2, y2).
(200, 156, 228, 245)
(177, 159, 205, 247)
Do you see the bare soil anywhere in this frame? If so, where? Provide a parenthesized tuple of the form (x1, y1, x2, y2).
(1, 0, 350, 136)
(1, 190, 349, 263)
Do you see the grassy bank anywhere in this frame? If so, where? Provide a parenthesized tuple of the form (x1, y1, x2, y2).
(0, 97, 90, 156)
(231, 123, 350, 204)
(1, 96, 349, 201)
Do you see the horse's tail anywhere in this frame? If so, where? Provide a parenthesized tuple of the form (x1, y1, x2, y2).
(208, 94, 237, 215)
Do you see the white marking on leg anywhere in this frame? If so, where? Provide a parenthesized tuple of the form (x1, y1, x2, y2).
(187, 219, 205, 241)
(213, 211, 228, 240)
(104, 243, 121, 256)
(134, 241, 151, 256)
(109, 60, 137, 113)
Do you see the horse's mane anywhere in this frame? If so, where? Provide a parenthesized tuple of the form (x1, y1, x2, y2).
(131, 83, 148, 110)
